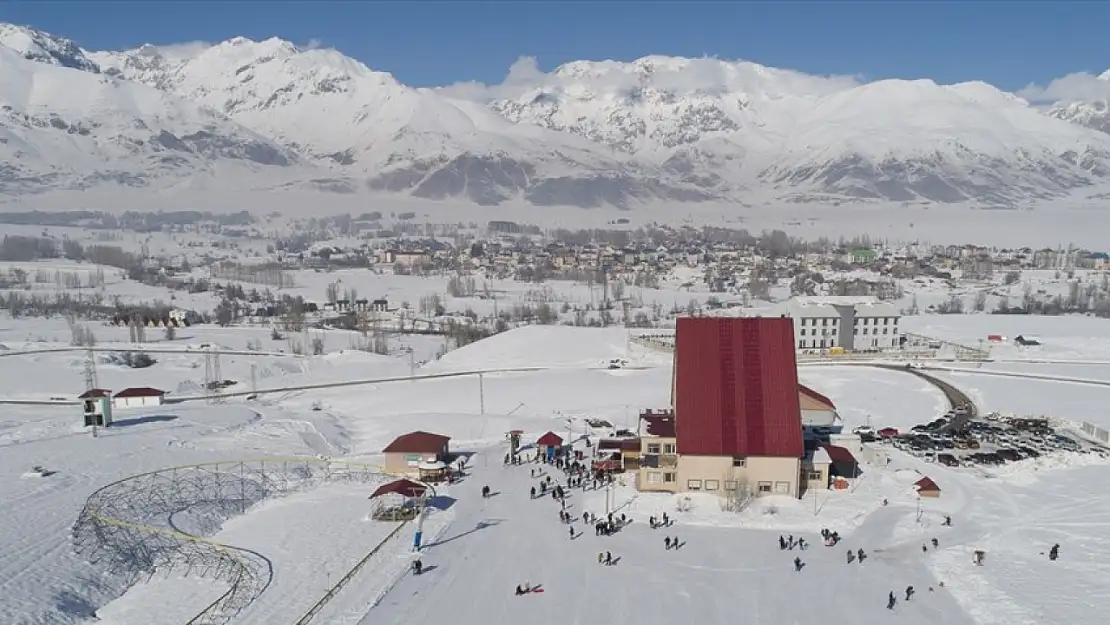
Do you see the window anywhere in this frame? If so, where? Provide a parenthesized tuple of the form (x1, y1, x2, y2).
(705, 480, 720, 491)
(758, 481, 772, 493)
(724, 480, 738, 490)
(404, 454, 421, 466)
(807, 471, 823, 480)
(647, 472, 662, 484)
(663, 472, 676, 483)
(732, 457, 747, 467)
(647, 443, 661, 454)
(798, 340, 805, 349)
(687, 479, 703, 490)
(774, 481, 791, 494)
(663, 443, 676, 454)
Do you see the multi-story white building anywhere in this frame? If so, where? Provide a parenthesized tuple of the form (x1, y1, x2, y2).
(750, 296, 901, 351)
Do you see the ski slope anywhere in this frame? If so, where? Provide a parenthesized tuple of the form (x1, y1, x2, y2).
(367, 453, 973, 625)
(2, 318, 1110, 624)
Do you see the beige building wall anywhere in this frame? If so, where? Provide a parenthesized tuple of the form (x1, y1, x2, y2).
(638, 453, 804, 498)
(637, 436, 679, 493)
(383, 452, 438, 476)
(802, 460, 830, 492)
(659, 455, 803, 498)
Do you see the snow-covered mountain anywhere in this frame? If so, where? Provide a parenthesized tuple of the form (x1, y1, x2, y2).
(89, 39, 706, 207)
(0, 27, 307, 195)
(0, 24, 100, 73)
(1047, 70, 1110, 135)
(490, 57, 1110, 204)
(4, 23, 1110, 208)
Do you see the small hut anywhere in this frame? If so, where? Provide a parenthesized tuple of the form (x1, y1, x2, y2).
(915, 476, 942, 498)
(536, 432, 564, 461)
(417, 459, 449, 483)
(369, 478, 428, 521)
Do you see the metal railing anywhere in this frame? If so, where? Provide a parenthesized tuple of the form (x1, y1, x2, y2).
(72, 458, 417, 625)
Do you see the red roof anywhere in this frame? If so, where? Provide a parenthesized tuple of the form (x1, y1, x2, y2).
(799, 384, 836, 409)
(878, 427, 900, 437)
(114, 387, 166, 398)
(642, 414, 677, 438)
(370, 478, 428, 499)
(536, 432, 564, 447)
(382, 431, 451, 454)
(915, 476, 941, 492)
(820, 444, 857, 465)
(674, 317, 803, 458)
(78, 389, 112, 399)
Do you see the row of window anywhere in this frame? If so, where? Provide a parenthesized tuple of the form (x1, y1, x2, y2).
(798, 317, 897, 326)
(644, 474, 796, 495)
(645, 443, 676, 455)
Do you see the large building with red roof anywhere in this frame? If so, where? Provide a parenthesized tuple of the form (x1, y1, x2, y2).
(640, 316, 807, 498)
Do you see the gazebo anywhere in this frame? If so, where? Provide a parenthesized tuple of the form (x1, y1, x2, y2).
(369, 478, 428, 521)
(417, 459, 449, 483)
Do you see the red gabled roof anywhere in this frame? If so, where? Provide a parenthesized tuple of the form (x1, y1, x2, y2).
(878, 427, 900, 437)
(78, 388, 112, 399)
(114, 387, 166, 398)
(820, 444, 857, 465)
(915, 476, 941, 492)
(370, 478, 428, 499)
(674, 317, 803, 458)
(382, 431, 451, 454)
(536, 432, 564, 446)
(799, 384, 836, 409)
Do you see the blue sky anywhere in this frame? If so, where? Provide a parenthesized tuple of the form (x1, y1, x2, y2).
(1, 1, 1106, 90)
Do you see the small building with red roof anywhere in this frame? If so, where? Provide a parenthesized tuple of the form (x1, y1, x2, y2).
(798, 384, 839, 427)
(536, 432, 564, 460)
(382, 431, 451, 476)
(915, 476, 942, 498)
(112, 387, 166, 409)
(636, 409, 679, 491)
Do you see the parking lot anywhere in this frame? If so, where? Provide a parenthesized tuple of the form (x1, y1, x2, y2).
(881, 409, 1109, 468)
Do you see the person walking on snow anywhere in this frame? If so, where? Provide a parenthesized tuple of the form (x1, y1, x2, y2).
(604, 551, 613, 566)
(665, 536, 673, 550)
(905, 586, 915, 601)
(1049, 544, 1060, 561)
(846, 550, 855, 564)
(932, 537, 939, 549)
(798, 538, 807, 550)
(887, 592, 897, 610)
(793, 557, 803, 572)
(922, 543, 928, 554)
(857, 548, 866, 563)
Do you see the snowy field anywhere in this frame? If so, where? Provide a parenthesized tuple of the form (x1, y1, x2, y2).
(2, 315, 1110, 624)
(13, 190, 1110, 247)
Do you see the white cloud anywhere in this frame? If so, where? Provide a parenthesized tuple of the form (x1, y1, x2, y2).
(1017, 71, 1110, 104)
(436, 54, 861, 103)
(304, 38, 325, 50)
(151, 40, 212, 61)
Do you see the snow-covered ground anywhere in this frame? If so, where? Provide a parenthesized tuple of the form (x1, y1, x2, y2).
(2, 314, 1110, 624)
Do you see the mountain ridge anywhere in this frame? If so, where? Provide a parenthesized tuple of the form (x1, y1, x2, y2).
(2, 23, 1110, 208)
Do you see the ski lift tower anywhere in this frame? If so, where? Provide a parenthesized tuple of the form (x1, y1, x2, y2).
(204, 347, 223, 404)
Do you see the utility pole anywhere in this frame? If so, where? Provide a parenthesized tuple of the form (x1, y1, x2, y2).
(250, 363, 257, 394)
(478, 373, 485, 414)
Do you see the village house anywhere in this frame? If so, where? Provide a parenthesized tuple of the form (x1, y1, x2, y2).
(112, 387, 166, 409)
(381, 431, 451, 477)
